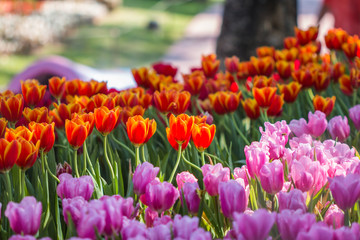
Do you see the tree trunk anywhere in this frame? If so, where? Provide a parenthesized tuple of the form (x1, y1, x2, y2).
(216, 0, 297, 61)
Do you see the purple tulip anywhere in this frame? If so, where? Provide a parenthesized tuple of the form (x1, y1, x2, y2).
(259, 160, 284, 195)
(182, 182, 201, 214)
(349, 105, 360, 130)
(189, 228, 212, 240)
(76, 202, 105, 239)
(62, 196, 88, 227)
(232, 209, 276, 240)
(133, 162, 159, 195)
(328, 116, 350, 142)
(5, 196, 42, 236)
(278, 189, 307, 213)
(153, 215, 173, 227)
(324, 204, 344, 229)
(307, 111, 328, 137)
(244, 141, 270, 179)
(173, 215, 199, 239)
(148, 225, 171, 240)
(276, 210, 316, 240)
(233, 165, 249, 187)
(145, 207, 158, 227)
(9, 236, 52, 240)
(145, 180, 179, 213)
(201, 163, 230, 196)
(176, 171, 198, 191)
(329, 174, 360, 211)
(219, 180, 247, 219)
(296, 222, 334, 240)
(289, 118, 310, 137)
(121, 220, 147, 240)
(56, 173, 94, 201)
(334, 223, 360, 240)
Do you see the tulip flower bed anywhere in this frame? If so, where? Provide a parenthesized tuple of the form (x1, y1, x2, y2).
(1, 26, 360, 240)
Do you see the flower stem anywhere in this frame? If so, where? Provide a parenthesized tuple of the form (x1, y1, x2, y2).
(182, 153, 202, 172)
(20, 170, 26, 199)
(141, 145, 146, 162)
(201, 151, 205, 166)
(45, 156, 60, 183)
(104, 135, 115, 182)
(230, 114, 250, 145)
(82, 140, 87, 175)
(135, 146, 140, 167)
(344, 209, 350, 227)
(4, 171, 12, 202)
(168, 144, 182, 183)
(111, 134, 135, 158)
(73, 150, 79, 178)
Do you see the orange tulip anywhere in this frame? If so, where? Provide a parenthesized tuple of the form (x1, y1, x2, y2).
(192, 123, 216, 152)
(166, 128, 190, 151)
(241, 98, 260, 120)
(237, 61, 251, 80)
(276, 61, 294, 79)
(194, 115, 207, 124)
(278, 82, 302, 103)
(256, 46, 275, 58)
(159, 83, 184, 92)
(28, 122, 55, 153)
(252, 87, 277, 108)
(50, 103, 82, 128)
(299, 52, 318, 65)
(132, 67, 150, 88)
(299, 41, 321, 54)
(292, 68, 314, 88)
(313, 95, 336, 116)
(201, 54, 220, 78)
(167, 114, 194, 145)
(325, 28, 349, 50)
(23, 107, 53, 124)
(118, 106, 145, 126)
(148, 73, 173, 92)
(208, 91, 242, 115)
(253, 76, 273, 88)
(342, 42, 358, 59)
(294, 26, 318, 45)
(71, 112, 95, 135)
(274, 48, 299, 61)
(94, 106, 121, 136)
(86, 94, 115, 113)
(5, 126, 34, 142)
(126, 115, 156, 147)
(350, 68, 360, 89)
(225, 56, 240, 73)
(248, 56, 274, 77)
(332, 62, 345, 82)
(78, 81, 95, 97)
(183, 71, 205, 95)
(90, 80, 107, 95)
(267, 94, 284, 117)
(114, 91, 139, 108)
(0, 90, 14, 98)
(0, 139, 20, 173)
(0, 118, 7, 138)
(65, 79, 80, 96)
(313, 70, 331, 92)
(21, 79, 47, 107)
(16, 138, 40, 170)
(49, 76, 66, 100)
(0, 94, 24, 123)
(65, 118, 89, 149)
(153, 90, 191, 114)
(283, 37, 299, 49)
(339, 75, 353, 96)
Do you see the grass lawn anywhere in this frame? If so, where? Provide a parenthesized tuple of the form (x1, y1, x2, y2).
(0, 0, 221, 88)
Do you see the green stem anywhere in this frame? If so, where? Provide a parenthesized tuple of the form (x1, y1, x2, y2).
(104, 135, 115, 181)
(41, 150, 45, 175)
(21, 170, 26, 199)
(82, 140, 87, 175)
(195, 98, 204, 114)
(344, 209, 350, 227)
(111, 135, 135, 158)
(168, 144, 182, 183)
(141, 145, 146, 162)
(204, 152, 225, 165)
(135, 147, 140, 167)
(4, 171, 12, 202)
(230, 114, 250, 145)
(84, 142, 96, 176)
(18, 167, 22, 199)
(73, 150, 79, 178)
(182, 153, 202, 172)
(45, 156, 60, 183)
(353, 89, 358, 106)
(201, 151, 205, 166)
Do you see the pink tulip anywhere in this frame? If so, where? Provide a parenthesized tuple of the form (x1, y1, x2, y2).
(349, 105, 360, 130)
(219, 180, 247, 219)
(296, 222, 334, 240)
(145, 180, 179, 213)
(260, 121, 291, 159)
(244, 141, 270, 179)
(232, 209, 276, 240)
(289, 118, 310, 137)
(133, 162, 159, 195)
(62, 196, 88, 227)
(153, 215, 173, 227)
(148, 225, 171, 240)
(278, 189, 307, 213)
(259, 160, 284, 195)
(307, 111, 328, 137)
(173, 215, 199, 239)
(334, 223, 360, 240)
(201, 163, 230, 196)
(329, 174, 360, 211)
(56, 173, 94, 201)
(121, 220, 147, 240)
(328, 116, 350, 142)
(77, 201, 105, 239)
(324, 204, 344, 229)
(233, 165, 249, 187)
(176, 171, 198, 191)
(145, 207, 158, 227)
(5, 196, 42, 236)
(9, 236, 51, 240)
(188, 228, 212, 240)
(182, 182, 201, 214)
(276, 210, 316, 240)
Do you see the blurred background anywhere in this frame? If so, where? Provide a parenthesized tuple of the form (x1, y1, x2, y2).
(0, 0, 337, 90)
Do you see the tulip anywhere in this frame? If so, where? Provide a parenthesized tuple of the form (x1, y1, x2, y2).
(23, 107, 53, 124)
(252, 76, 273, 88)
(5, 196, 42, 235)
(232, 209, 276, 240)
(202, 163, 230, 196)
(94, 106, 121, 135)
(166, 114, 194, 145)
(259, 160, 284, 195)
(49, 76, 66, 100)
(126, 115, 156, 147)
(289, 118, 310, 137)
(339, 74, 353, 96)
(225, 56, 240, 73)
(152, 62, 178, 77)
(148, 72, 174, 92)
(62, 196, 88, 227)
(16, 138, 40, 170)
(121, 220, 147, 240)
(292, 68, 314, 88)
(248, 56, 274, 76)
(50, 103, 82, 128)
(183, 71, 205, 95)
(201, 54, 220, 78)
(0, 138, 20, 173)
(173, 215, 200, 239)
(241, 98, 260, 120)
(252, 87, 277, 108)
(244, 141, 270, 179)
(148, 225, 171, 240)
(0, 118, 7, 138)
(191, 123, 216, 152)
(233, 165, 249, 187)
(9, 236, 51, 240)
(118, 105, 145, 126)
(278, 189, 307, 213)
(284, 36, 299, 49)
(349, 105, 360, 130)
(166, 127, 191, 151)
(209, 91, 242, 114)
(65, 118, 89, 149)
(256, 46, 275, 58)
(145, 180, 179, 213)
(329, 174, 360, 211)
(267, 94, 284, 117)
(333, 62, 345, 81)
(328, 116, 350, 142)
(86, 93, 115, 113)
(182, 182, 201, 214)
(153, 90, 191, 114)
(276, 210, 317, 240)
(77, 206, 105, 239)
(219, 180, 247, 219)
(314, 70, 331, 92)
(21, 80, 47, 107)
(28, 122, 55, 153)
(324, 204, 344, 229)
(278, 82, 301, 103)
(176, 171, 198, 191)
(342, 41, 358, 59)
(275, 48, 299, 61)
(64, 79, 80, 96)
(145, 207, 158, 227)
(113, 91, 139, 108)
(56, 162, 72, 178)
(0, 94, 24, 123)
(56, 173, 94, 200)
(294, 26, 318, 45)
(133, 162, 159, 195)
(275, 61, 294, 79)
(296, 222, 334, 240)
(325, 28, 349, 50)
(307, 110, 328, 137)
(334, 223, 360, 240)
(5, 126, 33, 142)
(132, 67, 150, 88)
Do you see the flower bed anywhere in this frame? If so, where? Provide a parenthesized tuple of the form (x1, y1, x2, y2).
(0, 26, 360, 239)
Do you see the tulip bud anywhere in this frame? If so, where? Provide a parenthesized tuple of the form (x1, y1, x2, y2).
(62, 196, 88, 227)
(349, 105, 360, 131)
(324, 204, 344, 229)
(56, 173, 94, 200)
(182, 182, 201, 214)
(328, 116, 350, 142)
(329, 174, 360, 211)
(307, 111, 327, 137)
(145, 180, 179, 213)
(202, 163, 230, 196)
(278, 189, 307, 213)
(133, 162, 159, 195)
(259, 160, 284, 195)
(219, 180, 247, 219)
(56, 162, 72, 178)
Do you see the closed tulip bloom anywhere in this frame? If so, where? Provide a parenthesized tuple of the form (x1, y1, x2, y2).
(219, 180, 247, 219)
(208, 91, 242, 114)
(0, 118, 7, 138)
(225, 56, 240, 73)
(173, 215, 200, 239)
(252, 87, 277, 108)
(267, 94, 284, 117)
(192, 123, 216, 152)
(278, 81, 302, 103)
(202, 163, 230, 196)
(62, 196, 88, 227)
(167, 114, 194, 145)
(349, 105, 360, 130)
(126, 115, 156, 147)
(289, 118, 310, 137)
(121, 220, 147, 240)
(183, 71, 205, 95)
(276, 210, 316, 240)
(5, 126, 33, 142)
(166, 127, 191, 151)
(65, 119, 89, 149)
(329, 174, 360, 211)
(23, 107, 53, 124)
(278, 189, 307, 213)
(148, 225, 172, 240)
(5, 196, 42, 235)
(71, 112, 95, 135)
(176, 171, 198, 191)
(28, 122, 55, 153)
(241, 98, 260, 120)
(307, 111, 328, 137)
(50, 103, 82, 128)
(49, 76, 66, 100)
(16, 138, 40, 170)
(94, 106, 121, 135)
(245, 141, 270, 179)
(133, 162, 159, 195)
(145, 180, 179, 213)
(295, 26, 319, 45)
(259, 160, 284, 195)
(77, 206, 105, 239)
(21, 80, 47, 107)
(56, 173, 94, 200)
(296, 222, 334, 240)
(0, 138, 20, 173)
(0, 94, 24, 123)
(313, 95, 336, 116)
(328, 116, 350, 142)
(233, 209, 276, 240)
(182, 182, 201, 214)
(324, 204, 344, 229)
